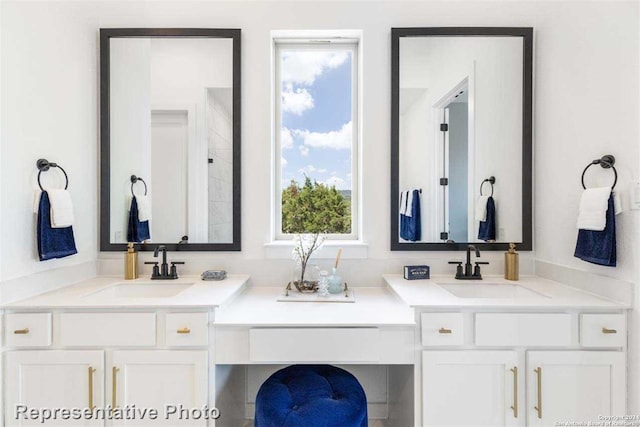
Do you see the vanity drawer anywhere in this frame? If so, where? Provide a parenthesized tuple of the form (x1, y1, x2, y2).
(165, 312, 209, 347)
(58, 313, 156, 347)
(475, 313, 571, 346)
(581, 314, 626, 347)
(249, 328, 379, 363)
(4, 313, 52, 347)
(421, 313, 464, 346)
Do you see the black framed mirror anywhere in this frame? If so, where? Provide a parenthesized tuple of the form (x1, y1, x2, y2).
(100, 28, 241, 251)
(391, 27, 532, 251)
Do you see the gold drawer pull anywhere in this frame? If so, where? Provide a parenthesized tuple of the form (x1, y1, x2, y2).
(13, 328, 29, 335)
(534, 367, 542, 419)
(112, 367, 120, 408)
(88, 367, 96, 410)
(602, 327, 618, 334)
(177, 327, 191, 334)
(438, 328, 452, 334)
(510, 367, 518, 418)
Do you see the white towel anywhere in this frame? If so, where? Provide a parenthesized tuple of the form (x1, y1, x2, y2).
(399, 191, 407, 215)
(577, 186, 611, 231)
(475, 196, 489, 222)
(405, 190, 414, 217)
(135, 195, 152, 222)
(33, 191, 42, 214)
(47, 189, 74, 228)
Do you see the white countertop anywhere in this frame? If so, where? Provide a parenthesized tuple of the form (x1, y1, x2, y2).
(384, 274, 630, 309)
(3, 275, 249, 309)
(214, 286, 416, 326)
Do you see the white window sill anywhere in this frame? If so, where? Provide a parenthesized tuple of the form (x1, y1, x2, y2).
(264, 240, 368, 260)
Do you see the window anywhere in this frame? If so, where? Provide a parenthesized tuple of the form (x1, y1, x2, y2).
(273, 32, 360, 240)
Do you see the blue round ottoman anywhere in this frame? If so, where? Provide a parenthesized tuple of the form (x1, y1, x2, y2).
(255, 364, 368, 427)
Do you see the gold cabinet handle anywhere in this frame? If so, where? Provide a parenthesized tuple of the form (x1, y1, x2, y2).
(88, 367, 96, 410)
(534, 367, 542, 419)
(177, 327, 191, 334)
(510, 367, 518, 418)
(112, 367, 120, 408)
(602, 327, 618, 334)
(13, 328, 29, 335)
(438, 327, 452, 334)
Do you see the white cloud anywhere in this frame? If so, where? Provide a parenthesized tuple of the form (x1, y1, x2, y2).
(293, 121, 352, 150)
(318, 168, 328, 174)
(282, 84, 314, 115)
(299, 145, 309, 156)
(298, 164, 317, 175)
(324, 176, 346, 190)
(281, 157, 288, 168)
(281, 127, 294, 149)
(281, 51, 349, 86)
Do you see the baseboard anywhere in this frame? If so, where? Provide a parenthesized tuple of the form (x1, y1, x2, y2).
(535, 260, 634, 306)
(0, 260, 98, 305)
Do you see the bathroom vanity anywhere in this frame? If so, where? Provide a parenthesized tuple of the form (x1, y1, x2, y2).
(0, 274, 629, 426)
(385, 274, 629, 427)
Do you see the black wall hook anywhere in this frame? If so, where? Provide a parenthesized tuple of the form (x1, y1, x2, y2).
(36, 158, 68, 191)
(581, 155, 617, 190)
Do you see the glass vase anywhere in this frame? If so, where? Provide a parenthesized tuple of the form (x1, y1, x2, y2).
(291, 263, 320, 293)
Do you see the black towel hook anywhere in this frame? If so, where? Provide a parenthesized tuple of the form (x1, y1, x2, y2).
(581, 155, 617, 190)
(36, 158, 69, 191)
(130, 175, 148, 197)
(479, 176, 495, 197)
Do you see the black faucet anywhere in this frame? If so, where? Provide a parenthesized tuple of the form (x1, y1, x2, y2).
(448, 245, 489, 280)
(144, 245, 184, 280)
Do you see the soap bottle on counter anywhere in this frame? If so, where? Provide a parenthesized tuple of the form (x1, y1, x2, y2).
(125, 242, 138, 280)
(504, 243, 519, 281)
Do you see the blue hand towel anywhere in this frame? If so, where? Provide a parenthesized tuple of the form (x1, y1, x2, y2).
(127, 196, 150, 243)
(408, 189, 421, 241)
(574, 195, 616, 267)
(400, 190, 421, 241)
(37, 191, 77, 261)
(478, 196, 496, 241)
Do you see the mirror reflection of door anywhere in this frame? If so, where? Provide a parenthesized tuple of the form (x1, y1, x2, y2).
(444, 90, 469, 243)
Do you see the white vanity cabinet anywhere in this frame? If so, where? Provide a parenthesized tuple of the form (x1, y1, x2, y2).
(419, 312, 627, 427)
(422, 351, 519, 427)
(526, 351, 625, 427)
(110, 351, 208, 426)
(2, 310, 213, 427)
(5, 350, 105, 426)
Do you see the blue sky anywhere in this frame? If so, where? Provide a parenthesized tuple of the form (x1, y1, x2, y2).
(280, 49, 353, 190)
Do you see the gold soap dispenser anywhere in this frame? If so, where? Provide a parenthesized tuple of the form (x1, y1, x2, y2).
(125, 243, 138, 280)
(504, 243, 519, 281)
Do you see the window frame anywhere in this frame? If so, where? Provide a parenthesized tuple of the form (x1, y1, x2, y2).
(271, 32, 362, 242)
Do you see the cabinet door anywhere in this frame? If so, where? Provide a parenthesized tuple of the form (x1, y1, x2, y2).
(527, 351, 625, 427)
(422, 351, 521, 427)
(110, 351, 208, 426)
(5, 350, 104, 426)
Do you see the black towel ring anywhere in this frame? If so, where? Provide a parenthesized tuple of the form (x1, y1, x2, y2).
(479, 176, 495, 197)
(581, 155, 617, 190)
(36, 158, 68, 191)
(130, 175, 148, 196)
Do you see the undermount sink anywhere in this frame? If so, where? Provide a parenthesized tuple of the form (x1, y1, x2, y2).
(438, 283, 548, 299)
(84, 282, 194, 299)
